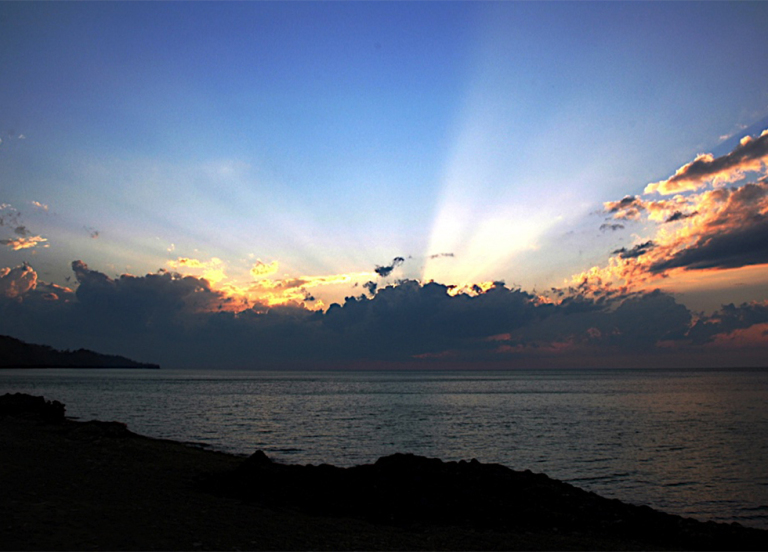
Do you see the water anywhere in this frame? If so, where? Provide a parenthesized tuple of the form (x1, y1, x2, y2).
(2, 368, 767, 529)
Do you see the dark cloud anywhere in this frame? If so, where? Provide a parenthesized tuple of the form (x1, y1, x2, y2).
(14, 226, 30, 237)
(2, 261, 767, 369)
(687, 301, 768, 344)
(374, 256, 405, 277)
(664, 211, 698, 223)
(507, 290, 692, 352)
(363, 281, 377, 296)
(650, 216, 768, 273)
(599, 223, 625, 232)
(69, 260, 224, 333)
(612, 241, 655, 259)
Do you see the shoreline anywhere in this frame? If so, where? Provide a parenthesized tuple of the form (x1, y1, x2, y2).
(2, 393, 768, 551)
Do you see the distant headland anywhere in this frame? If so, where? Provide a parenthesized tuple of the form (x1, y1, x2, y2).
(0, 335, 159, 369)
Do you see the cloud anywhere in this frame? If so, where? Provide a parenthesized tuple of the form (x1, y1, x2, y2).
(250, 260, 279, 279)
(498, 290, 692, 356)
(0, 204, 47, 250)
(31, 201, 48, 212)
(591, 136, 768, 291)
(645, 129, 768, 195)
(374, 256, 405, 278)
(363, 281, 377, 296)
(428, 252, 455, 259)
(599, 223, 624, 232)
(167, 257, 227, 284)
(0, 263, 38, 298)
(687, 301, 768, 344)
(664, 211, 698, 223)
(169, 257, 206, 268)
(603, 195, 645, 220)
(243, 271, 374, 308)
(85, 227, 99, 239)
(1, 236, 48, 250)
(2, 260, 766, 369)
(649, 215, 768, 273)
(612, 241, 655, 260)
(642, 181, 768, 274)
(70, 260, 229, 325)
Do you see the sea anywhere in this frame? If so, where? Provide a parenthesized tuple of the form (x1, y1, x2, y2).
(2, 368, 767, 530)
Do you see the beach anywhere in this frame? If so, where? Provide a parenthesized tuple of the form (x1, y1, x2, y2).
(2, 393, 768, 551)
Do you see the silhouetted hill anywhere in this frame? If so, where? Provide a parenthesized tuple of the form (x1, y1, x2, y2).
(0, 335, 159, 369)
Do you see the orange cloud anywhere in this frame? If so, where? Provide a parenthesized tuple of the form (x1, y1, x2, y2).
(0, 264, 38, 297)
(1, 236, 48, 250)
(168, 257, 227, 284)
(250, 260, 279, 278)
(603, 195, 645, 220)
(645, 129, 768, 195)
(445, 280, 498, 297)
(703, 322, 768, 350)
(242, 271, 377, 309)
(593, 131, 768, 297)
(169, 257, 206, 268)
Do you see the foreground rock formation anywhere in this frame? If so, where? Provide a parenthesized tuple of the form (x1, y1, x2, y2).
(2, 393, 767, 550)
(206, 448, 768, 551)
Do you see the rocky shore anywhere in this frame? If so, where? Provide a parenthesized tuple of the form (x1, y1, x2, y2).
(2, 392, 767, 551)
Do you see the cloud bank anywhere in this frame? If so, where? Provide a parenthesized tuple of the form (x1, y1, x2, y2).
(1, 260, 766, 369)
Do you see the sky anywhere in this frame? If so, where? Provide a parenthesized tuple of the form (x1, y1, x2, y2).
(2, 1, 768, 369)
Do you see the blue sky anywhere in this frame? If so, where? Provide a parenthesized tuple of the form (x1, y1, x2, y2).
(2, 2, 768, 368)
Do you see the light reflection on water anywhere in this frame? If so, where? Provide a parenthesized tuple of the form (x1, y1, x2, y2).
(1, 368, 767, 529)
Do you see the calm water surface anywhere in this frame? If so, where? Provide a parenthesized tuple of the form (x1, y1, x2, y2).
(2, 368, 767, 529)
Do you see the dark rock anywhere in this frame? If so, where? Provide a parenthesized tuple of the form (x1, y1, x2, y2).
(202, 450, 768, 551)
(68, 420, 131, 440)
(0, 393, 65, 422)
(238, 449, 273, 470)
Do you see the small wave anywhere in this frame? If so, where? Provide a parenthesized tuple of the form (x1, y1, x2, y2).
(740, 505, 768, 512)
(182, 441, 212, 449)
(662, 481, 695, 488)
(569, 474, 620, 483)
(575, 457, 611, 465)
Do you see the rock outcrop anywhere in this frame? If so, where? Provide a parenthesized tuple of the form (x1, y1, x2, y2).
(204, 449, 768, 551)
(0, 393, 66, 422)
